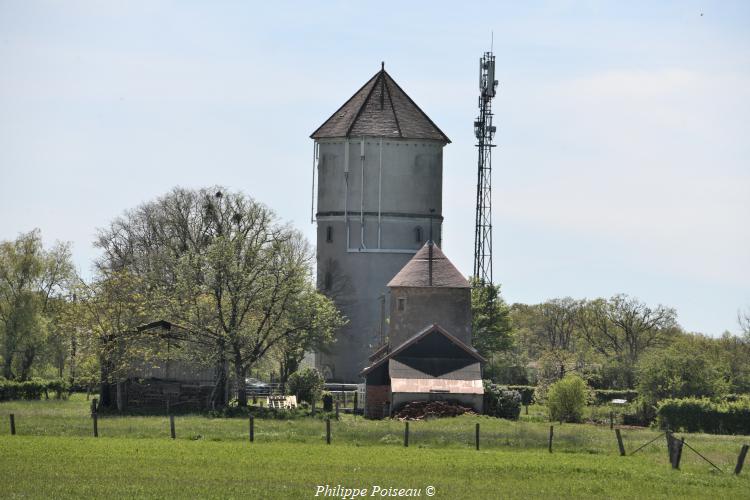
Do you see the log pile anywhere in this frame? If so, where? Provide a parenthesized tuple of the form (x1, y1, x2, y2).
(394, 401, 476, 420)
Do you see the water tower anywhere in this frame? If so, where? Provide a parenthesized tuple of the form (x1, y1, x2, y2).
(310, 64, 450, 382)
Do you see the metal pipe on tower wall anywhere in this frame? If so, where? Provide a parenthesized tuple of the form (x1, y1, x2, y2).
(343, 139, 350, 249)
(310, 142, 318, 223)
(360, 137, 366, 249)
(378, 138, 382, 248)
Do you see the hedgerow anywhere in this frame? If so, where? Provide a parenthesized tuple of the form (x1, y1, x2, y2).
(656, 396, 750, 434)
(0, 378, 70, 401)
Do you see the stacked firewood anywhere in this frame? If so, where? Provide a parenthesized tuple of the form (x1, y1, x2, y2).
(394, 400, 476, 420)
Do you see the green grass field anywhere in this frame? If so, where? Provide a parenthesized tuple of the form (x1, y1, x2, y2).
(1, 395, 748, 499)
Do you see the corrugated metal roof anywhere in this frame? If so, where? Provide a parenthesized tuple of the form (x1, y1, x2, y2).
(387, 243, 470, 288)
(310, 68, 450, 143)
(391, 378, 484, 394)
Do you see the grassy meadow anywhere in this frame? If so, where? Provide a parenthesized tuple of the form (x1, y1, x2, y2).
(1, 395, 748, 499)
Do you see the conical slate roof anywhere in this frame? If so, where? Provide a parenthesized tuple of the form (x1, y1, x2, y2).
(388, 243, 470, 288)
(310, 67, 450, 143)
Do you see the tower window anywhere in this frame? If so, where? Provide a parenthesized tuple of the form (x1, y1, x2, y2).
(415, 226, 423, 243)
(397, 297, 406, 312)
(326, 226, 333, 243)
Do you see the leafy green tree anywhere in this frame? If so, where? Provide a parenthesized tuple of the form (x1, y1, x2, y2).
(275, 286, 346, 386)
(75, 270, 150, 409)
(717, 331, 750, 394)
(470, 278, 513, 357)
(0, 230, 72, 380)
(577, 295, 677, 388)
(286, 367, 325, 404)
(547, 373, 589, 423)
(636, 335, 730, 405)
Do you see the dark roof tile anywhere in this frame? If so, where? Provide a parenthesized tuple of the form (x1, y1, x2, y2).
(387, 243, 470, 288)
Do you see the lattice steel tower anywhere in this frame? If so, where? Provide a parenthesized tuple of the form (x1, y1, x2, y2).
(473, 52, 498, 284)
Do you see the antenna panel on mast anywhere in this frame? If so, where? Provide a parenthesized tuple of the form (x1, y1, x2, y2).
(473, 51, 498, 285)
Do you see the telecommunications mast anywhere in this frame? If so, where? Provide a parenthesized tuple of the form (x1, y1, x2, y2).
(473, 51, 498, 284)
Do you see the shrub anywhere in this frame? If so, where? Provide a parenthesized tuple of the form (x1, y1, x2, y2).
(321, 391, 333, 411)
(483, 381, 521, 420)
(547, 374, 589, 423)
(0, 378, 70, 401)
(621, 397, 657, 427)
(286, 367, 325, 404)
(656, 397, 750, 434)
(507, 385, 535, 406)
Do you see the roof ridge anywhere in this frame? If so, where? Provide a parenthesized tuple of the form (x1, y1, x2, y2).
(309, 71, 380, 139)
(387, 242, 470, 288)
(382, 70, 450, 143)
(345, 70, 383, 137)
(382, 72, 402, 138)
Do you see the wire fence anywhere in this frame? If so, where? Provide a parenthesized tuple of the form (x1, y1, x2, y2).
(2, 409, 748, 475)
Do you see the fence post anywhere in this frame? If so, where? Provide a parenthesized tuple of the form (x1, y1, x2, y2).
(311, 400, 316, 416)
(170, 414, 176, 439)
(735, 444, 749, 475)
(9, 414, 15, 435)
(610, 411, 614, 430)
(354, 391, 358, 417)
(249, 415, 254, 442)
(671, 437, 684, 469)
(90, 398, 98, 417)
(326, 417, 331, 445)
(548, 425, 554, 453)
(335, 401, 340, 420)
(666, 429, 674, 464)
(93, 412, 99, 438)
(404, 421, 409, 447)
(475, 423, 480, 451)
(615, 429, 626, 456)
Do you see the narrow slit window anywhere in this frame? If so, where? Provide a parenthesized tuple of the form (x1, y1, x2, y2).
(397, 297, 406, 312)
(415, 226, 423, 243)
(326, 226, 333, 243)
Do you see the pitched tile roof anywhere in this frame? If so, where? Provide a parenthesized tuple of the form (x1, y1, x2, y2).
(310, 68, 450, 143)
(359, 323, 486, 377)
(387, 242, 470, 288)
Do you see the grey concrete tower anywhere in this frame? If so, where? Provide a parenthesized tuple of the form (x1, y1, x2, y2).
(310, 66, 450, 382)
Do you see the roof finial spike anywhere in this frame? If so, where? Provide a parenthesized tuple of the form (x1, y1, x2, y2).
(381, 61, 385, 71)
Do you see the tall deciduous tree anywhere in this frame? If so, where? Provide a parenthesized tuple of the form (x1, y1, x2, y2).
(75, 270, 150, 408)
(470, 278, 513, 358)
(577, 294, 677, 387)
(95, 187, 342, 407)
(0, 230, 72, 380)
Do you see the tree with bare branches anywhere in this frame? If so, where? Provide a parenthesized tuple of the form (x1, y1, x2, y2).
(577, 294, 677, 387)
(95, 187, 343, 407)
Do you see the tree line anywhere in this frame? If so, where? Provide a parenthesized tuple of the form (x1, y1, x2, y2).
(472, 284, 750, 408)
(2, 185, 748, 412)
(0, 187, 344, 409)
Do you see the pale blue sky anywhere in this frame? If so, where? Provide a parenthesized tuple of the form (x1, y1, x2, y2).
(1, 1, 748, 336)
